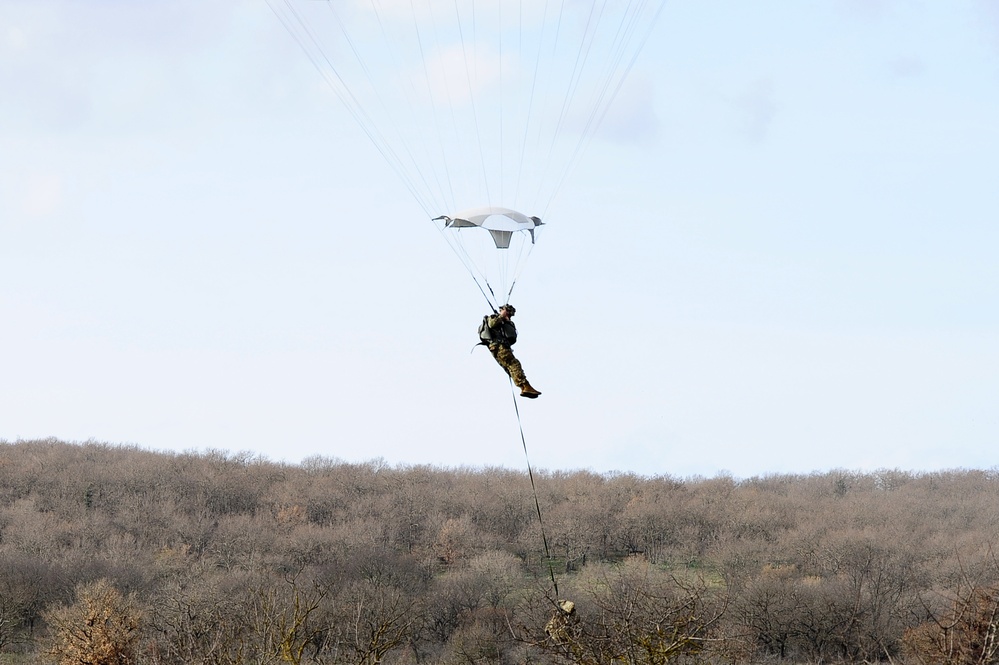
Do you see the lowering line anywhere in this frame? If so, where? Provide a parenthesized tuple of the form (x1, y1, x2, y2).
(508, 377, 559, 598)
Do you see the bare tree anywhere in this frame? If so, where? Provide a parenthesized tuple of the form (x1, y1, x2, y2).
(903, 553, 999, 665)
(250, 570, 332, 665)
(904, 585, 999, 665)
(527, 560, 728, 665)
(42, 578, 143, 665)
(146, 565, 259, 665)
(321, 577, 422, 665)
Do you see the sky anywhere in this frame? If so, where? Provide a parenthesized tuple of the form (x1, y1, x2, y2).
(2, 0, 997, 479)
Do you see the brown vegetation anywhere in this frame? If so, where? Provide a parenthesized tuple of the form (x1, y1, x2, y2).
(1, 439, 999, 664)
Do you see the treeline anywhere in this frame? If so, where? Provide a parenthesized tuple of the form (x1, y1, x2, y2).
(2, 439, 999, 664)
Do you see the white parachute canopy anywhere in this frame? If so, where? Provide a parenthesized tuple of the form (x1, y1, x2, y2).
(268, 0, 665, 305)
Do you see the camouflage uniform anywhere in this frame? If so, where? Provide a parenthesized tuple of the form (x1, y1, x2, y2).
(545, 599, 578, 643)
(487, 313, 529, 390)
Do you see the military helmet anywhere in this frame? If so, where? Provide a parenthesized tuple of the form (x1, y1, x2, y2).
(500, 304, 516, 314)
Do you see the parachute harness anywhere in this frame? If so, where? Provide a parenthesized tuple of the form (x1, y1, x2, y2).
(508, 376, 559, 598)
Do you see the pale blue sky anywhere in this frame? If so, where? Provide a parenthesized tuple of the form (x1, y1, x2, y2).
(2, 0, 997, 478)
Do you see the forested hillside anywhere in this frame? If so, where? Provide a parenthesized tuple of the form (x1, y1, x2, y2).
(2, 439, 999, 664)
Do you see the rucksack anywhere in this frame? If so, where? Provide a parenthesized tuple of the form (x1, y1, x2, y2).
(477, 315, 493, 346)
(477, 313, 516, 349)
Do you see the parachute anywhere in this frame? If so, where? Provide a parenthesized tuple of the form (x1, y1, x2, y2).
(268, 0, 665, 306)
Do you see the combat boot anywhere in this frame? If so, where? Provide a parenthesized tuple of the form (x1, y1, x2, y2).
(520, 383, 542, 398)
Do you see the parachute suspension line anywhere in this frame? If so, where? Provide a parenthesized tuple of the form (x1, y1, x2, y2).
(525, 0, 569, 214)
(453, 1, 493, 207)
(431, 220, 502, 311)
(324, 0, 438, 215)
(454, 249, 500, 312)
(533, 0, 606, 217)
(266, 2, 379, 163)
(514, 0, 552, 206)
(424, 0, 462, 217)
(501, 230, 538, 305)
(538, 0, 611, 219)
(269, 0, 435, 217)
(498, 0, 504, 205)
(523, 0, 580, 212)
(543, 0, 667, 219)
(508, 377, 560, 598)
(407, 0, 458, 217)
(432, 215, 537, 311)
(469, 272, 500, 312)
